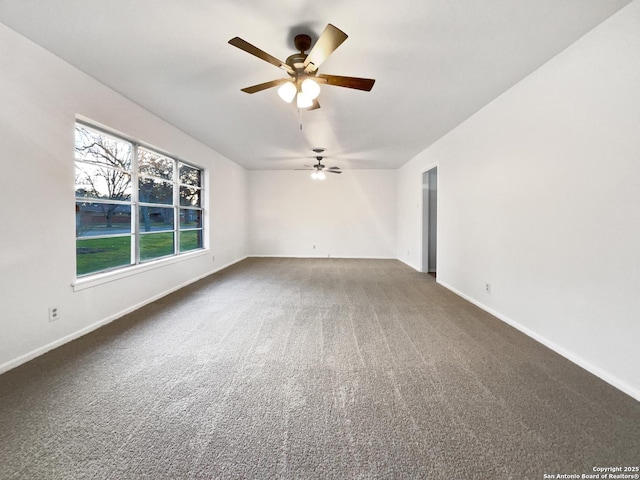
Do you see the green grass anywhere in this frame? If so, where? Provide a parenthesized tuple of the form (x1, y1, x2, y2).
(77, 230, 203, 276)
(180, 230, 202, 252)
(140, 232, 174, 261)
(76, 236, 131, 276)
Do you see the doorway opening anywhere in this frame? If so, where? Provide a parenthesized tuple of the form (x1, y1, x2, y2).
(421, 167, 437, 276)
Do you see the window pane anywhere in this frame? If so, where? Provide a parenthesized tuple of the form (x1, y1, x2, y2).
(179, 163, 201, 187)
(139, 206, 174, 232)
(179, 209, 202, 229)
(76, 236, 132, 276)
(139, 148, 173, 180)
(139, 178, 173, 204)
(75, 163, 132, 201)
(180, 230, 202, 252)
(179, 186, 200, 207)
(75, 122, 204, 277)
(140, 232, 175, 261)
(75, 126, 132, 170)
(76, 202, 132, 237)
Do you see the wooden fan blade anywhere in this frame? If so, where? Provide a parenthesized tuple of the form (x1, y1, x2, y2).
(294, 168, 314, 171)
(316, 74, 375, 91)
(241, 78, 289, 94)
(303, 24, 348, 73)
(328, 166, 341, 170)
(307, 99, 321, 111)
(229, 37, 294, 75)
(327, 169, 342, 174)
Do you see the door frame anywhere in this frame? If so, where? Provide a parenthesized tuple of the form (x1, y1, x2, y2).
(420, 164, 438, 274)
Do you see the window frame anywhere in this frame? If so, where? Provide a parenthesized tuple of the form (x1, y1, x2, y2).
(74, 120, 205, 281)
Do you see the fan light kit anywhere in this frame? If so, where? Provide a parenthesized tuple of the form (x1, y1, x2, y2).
(277, 78, 321, 108)
(229, 24, 375, 110)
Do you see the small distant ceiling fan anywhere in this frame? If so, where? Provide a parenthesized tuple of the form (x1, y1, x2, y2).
(295, 148, 342, 179)
(228, 24, 375, 110)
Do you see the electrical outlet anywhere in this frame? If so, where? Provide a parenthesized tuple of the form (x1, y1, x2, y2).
(485, 282, 491, 294)
(49, 306, 60, 322)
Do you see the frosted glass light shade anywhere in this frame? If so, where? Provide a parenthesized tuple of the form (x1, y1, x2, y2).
(277, 82, 296, 103)
(296, 91, 313, 109)
(316, 171, 326, 180)
(301, 78, 320, 100)
(311, 171, 318, 180)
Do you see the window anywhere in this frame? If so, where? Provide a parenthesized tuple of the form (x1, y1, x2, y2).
(75, 123, 204, 277)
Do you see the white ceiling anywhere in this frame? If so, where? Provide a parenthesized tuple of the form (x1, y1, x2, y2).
(0, 0, 632, 170)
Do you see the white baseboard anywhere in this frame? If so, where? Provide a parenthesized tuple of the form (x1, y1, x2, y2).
(437, 279, 640, 403)
(0, 256, 248, 375)
(397, 257, 420, 271)
(248, 255, 396, 259)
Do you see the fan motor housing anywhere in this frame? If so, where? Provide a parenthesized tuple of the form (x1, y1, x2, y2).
(287, 34, 313, 75)
(286, 52, 308, 74)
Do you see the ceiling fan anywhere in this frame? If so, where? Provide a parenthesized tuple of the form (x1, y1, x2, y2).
(228, 24, 375, 110)
(295, 148, 342, 179)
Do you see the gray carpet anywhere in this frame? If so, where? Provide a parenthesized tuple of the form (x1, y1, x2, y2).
(1, 258, 638, 479)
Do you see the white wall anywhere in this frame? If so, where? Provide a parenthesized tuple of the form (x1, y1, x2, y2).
(248, 170, 396, 258)
(397, 1, 640, 399)
(0, 24, 248, 372)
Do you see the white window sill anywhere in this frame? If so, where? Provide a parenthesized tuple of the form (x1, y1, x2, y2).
(72, 249, 211, 292)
